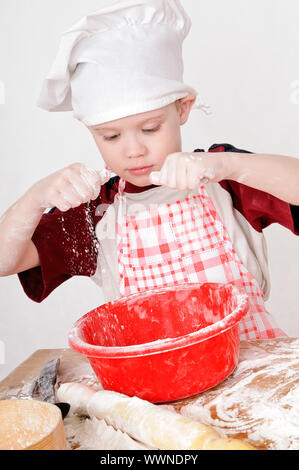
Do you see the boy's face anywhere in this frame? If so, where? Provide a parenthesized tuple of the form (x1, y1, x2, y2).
(87, 96, 194, 187)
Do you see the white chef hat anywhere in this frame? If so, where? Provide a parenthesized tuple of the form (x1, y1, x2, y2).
(37, 0, 210, 126)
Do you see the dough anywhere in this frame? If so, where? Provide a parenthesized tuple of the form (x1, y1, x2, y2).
(57, 382, 254, 450)
(63, 413, 153, 450)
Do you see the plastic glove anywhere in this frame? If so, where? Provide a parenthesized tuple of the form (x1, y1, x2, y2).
(29, 163, 113, 212)
(150, 152, 226, 190)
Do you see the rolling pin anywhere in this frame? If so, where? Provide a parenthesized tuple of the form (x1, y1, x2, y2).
(57, 383, 254, 450)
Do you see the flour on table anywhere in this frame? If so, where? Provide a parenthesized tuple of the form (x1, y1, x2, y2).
(63, 411, 153, 450)
(57, 355, 102, 391)
(176, 338, 299, 450)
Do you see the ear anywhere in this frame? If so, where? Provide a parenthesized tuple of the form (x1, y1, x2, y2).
(178, 94, 196, 125)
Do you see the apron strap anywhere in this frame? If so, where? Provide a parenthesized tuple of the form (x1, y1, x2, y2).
(118, 178, 126, 197)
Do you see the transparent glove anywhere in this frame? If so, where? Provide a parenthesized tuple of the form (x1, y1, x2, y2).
(150, 152, 226, 190)
(29, 163, 113, 212)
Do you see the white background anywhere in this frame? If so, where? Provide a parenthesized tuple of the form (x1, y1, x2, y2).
(0, 0, 298, 380)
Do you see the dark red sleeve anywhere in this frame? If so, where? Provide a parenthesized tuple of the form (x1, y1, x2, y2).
(17, 176, 119, 303)
(17, 203, 98, 303)
(198, 143, 298, 235)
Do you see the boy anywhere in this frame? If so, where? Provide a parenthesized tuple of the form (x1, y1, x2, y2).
(0, 0, 298, 341)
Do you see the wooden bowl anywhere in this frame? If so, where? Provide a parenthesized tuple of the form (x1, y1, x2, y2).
(0, 399, 68, 450)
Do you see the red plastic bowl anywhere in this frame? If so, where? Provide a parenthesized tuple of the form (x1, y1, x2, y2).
(69, 282, 248, 403)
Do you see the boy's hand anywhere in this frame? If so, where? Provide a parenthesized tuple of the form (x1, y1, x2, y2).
(150, 152, 228, 190)
(28, 163, 113, 212)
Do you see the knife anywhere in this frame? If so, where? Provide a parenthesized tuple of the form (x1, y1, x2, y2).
(31, 358, 70, 419)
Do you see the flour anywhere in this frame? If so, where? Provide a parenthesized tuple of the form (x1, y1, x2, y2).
(57, 356, 102, 391)
(0, 400, 59, 450)
(178, 338, 299, 450)
(63, 411, 152, 450)
(4, 416, 53, 449)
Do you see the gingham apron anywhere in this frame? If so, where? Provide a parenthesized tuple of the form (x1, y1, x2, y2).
(116, 178, 286, 340)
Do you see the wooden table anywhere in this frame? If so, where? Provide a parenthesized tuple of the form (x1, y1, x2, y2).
(1, 338, 298, 450)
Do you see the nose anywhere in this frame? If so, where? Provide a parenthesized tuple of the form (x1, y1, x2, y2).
(125, 134, 147, 159)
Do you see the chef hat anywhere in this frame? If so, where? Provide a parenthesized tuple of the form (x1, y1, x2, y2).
(37, 0, 210, 126)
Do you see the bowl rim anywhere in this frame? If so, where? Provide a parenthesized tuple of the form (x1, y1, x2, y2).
(68, 282, 249, 358)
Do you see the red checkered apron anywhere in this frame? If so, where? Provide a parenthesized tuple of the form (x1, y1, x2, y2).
(116, 178, 286, 340)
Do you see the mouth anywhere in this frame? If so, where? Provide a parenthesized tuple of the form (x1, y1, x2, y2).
(128, 165, 154, 176)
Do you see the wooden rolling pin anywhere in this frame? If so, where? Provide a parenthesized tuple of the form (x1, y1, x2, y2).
(57, 383, 255, 450)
